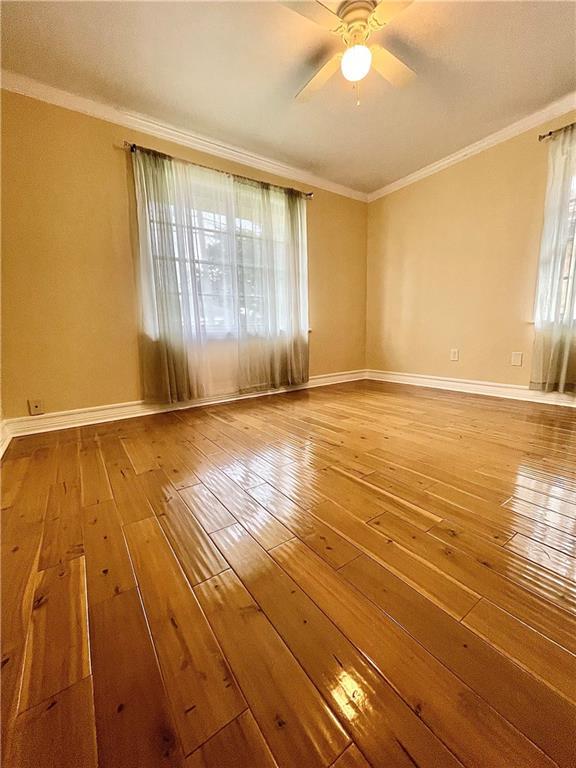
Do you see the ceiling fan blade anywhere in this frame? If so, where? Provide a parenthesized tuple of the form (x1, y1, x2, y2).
(296, 53, 342, 101)
(369, 1, 414, 28)
(370, 44, 415, 87)
(280, 1, 343, 33)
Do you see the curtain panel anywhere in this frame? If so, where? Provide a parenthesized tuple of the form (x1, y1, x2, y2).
(132, 150, 309, 403)
(531, 125, 576, 394)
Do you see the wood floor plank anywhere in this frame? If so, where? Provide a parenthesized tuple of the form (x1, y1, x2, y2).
(19, 556, 90, 712)
(149, 436, 202, 490)
(337, 455, 435, 490)
(4, 676, 98, 768)
(249, 482, 361, 568)
(361, 473, 514, 544)
(512, 485, 576, 517)
(8, 445, 58, 524)
(505, 532, 576, 581)
(339, 554, 576, 768)
(138, 467, 180, 515)
(124, 516, 246, 755)
(179, 483, 236, 533)
(81, 499, 136, 606)
(1, 493, 46, 747)
(56, 439, 80, 485)
(121, 434, 160, 474)
(79, 442, 113, 507)
(311, 468, 393, 523)
(248, 460, 326, 509)
(219, 460, 267, 490)
(214, 524, 464, 768)
(271, 538, 556, 768)
(504, 496, 576, 535)
(367, 506, 576, 653)
(312, 499, 479, 619)
(173, 440, 219, 474)
(99, 434, 134, 465)
(90, 587, 184, 767)
(157, 492, 229, 586)
(330, 745, 371, 768)
(200, 466, 293, 549)
(1, 457, 30, 509)
(463, 598, 576, 705)
(498, 521, 576, 559)
(106, 462, 155, 525)
(185, 710, 278, 768)
(430, 519, 576, 614)
(194, 569, 350, 768)
(5, 433, 58, 460)
(38, 482, 84, 570)
(336, 480, 441, 531)
(501, 473, 576, 503)
(364, 450, 510, 504)
(3, 382, 575, 768)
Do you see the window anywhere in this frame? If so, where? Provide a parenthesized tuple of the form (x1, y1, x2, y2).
(132, 149, 309, 401)
(558, 175, 576, 320)
(534, 166, 576, 326)
(531, 125, 576, 393)
(146, 190, 294, 339)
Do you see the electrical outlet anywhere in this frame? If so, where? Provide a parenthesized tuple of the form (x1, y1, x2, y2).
(27, 399, 44, 416)
(511, 352, 523, 367)
(450, 348, 459, 362)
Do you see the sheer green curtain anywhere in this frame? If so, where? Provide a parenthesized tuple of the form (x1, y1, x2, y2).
(132, 149, 309, 403)
(531, 125, 576, 394)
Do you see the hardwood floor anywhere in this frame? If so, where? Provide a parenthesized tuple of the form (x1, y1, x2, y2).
(1, 381, 575, 767)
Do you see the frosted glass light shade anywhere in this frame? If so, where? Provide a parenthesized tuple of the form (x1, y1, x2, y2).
(341, 45, 372, 82)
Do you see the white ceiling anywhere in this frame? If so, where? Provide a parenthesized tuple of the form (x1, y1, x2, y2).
(2, 1, 576, 193)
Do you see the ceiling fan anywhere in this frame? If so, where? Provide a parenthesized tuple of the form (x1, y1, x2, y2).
(283, 0, 415, 101)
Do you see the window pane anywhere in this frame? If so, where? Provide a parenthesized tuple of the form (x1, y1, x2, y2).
(150, 193, 296, 337)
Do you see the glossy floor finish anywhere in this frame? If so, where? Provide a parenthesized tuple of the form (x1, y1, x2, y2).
(1, 381, 575, 768)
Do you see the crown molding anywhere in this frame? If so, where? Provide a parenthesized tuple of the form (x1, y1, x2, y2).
(3, 70, 575, 206)
(367, 90, 576, 202)
(1, 70, 368, 202)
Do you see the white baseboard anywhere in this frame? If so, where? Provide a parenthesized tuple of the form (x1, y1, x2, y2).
(366, 369, 576, 408)
(2, 367, 572, 458)
(0, 370, 366, 455)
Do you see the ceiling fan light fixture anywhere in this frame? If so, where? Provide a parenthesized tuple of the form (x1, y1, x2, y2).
(340, 44, 372, 82)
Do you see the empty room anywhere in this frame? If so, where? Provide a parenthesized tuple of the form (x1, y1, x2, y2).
(1, 1, 575, 766)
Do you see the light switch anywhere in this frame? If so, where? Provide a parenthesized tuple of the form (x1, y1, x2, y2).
(450, 349, 459, 362)
(511, 352, 523, 367)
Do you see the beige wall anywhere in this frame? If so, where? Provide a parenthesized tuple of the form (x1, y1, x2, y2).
(2, 88, 572, 419)
(1, 91, 367, 417)
(366, 111, 576, 386)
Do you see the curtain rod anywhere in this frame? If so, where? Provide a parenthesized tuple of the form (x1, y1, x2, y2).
(538, 121, 576, 142)
(123, 141, 314, 199)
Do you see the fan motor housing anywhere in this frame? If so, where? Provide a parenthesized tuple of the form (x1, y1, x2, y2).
(337, 0, 377, 44)
(337, 0, 376, 24)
